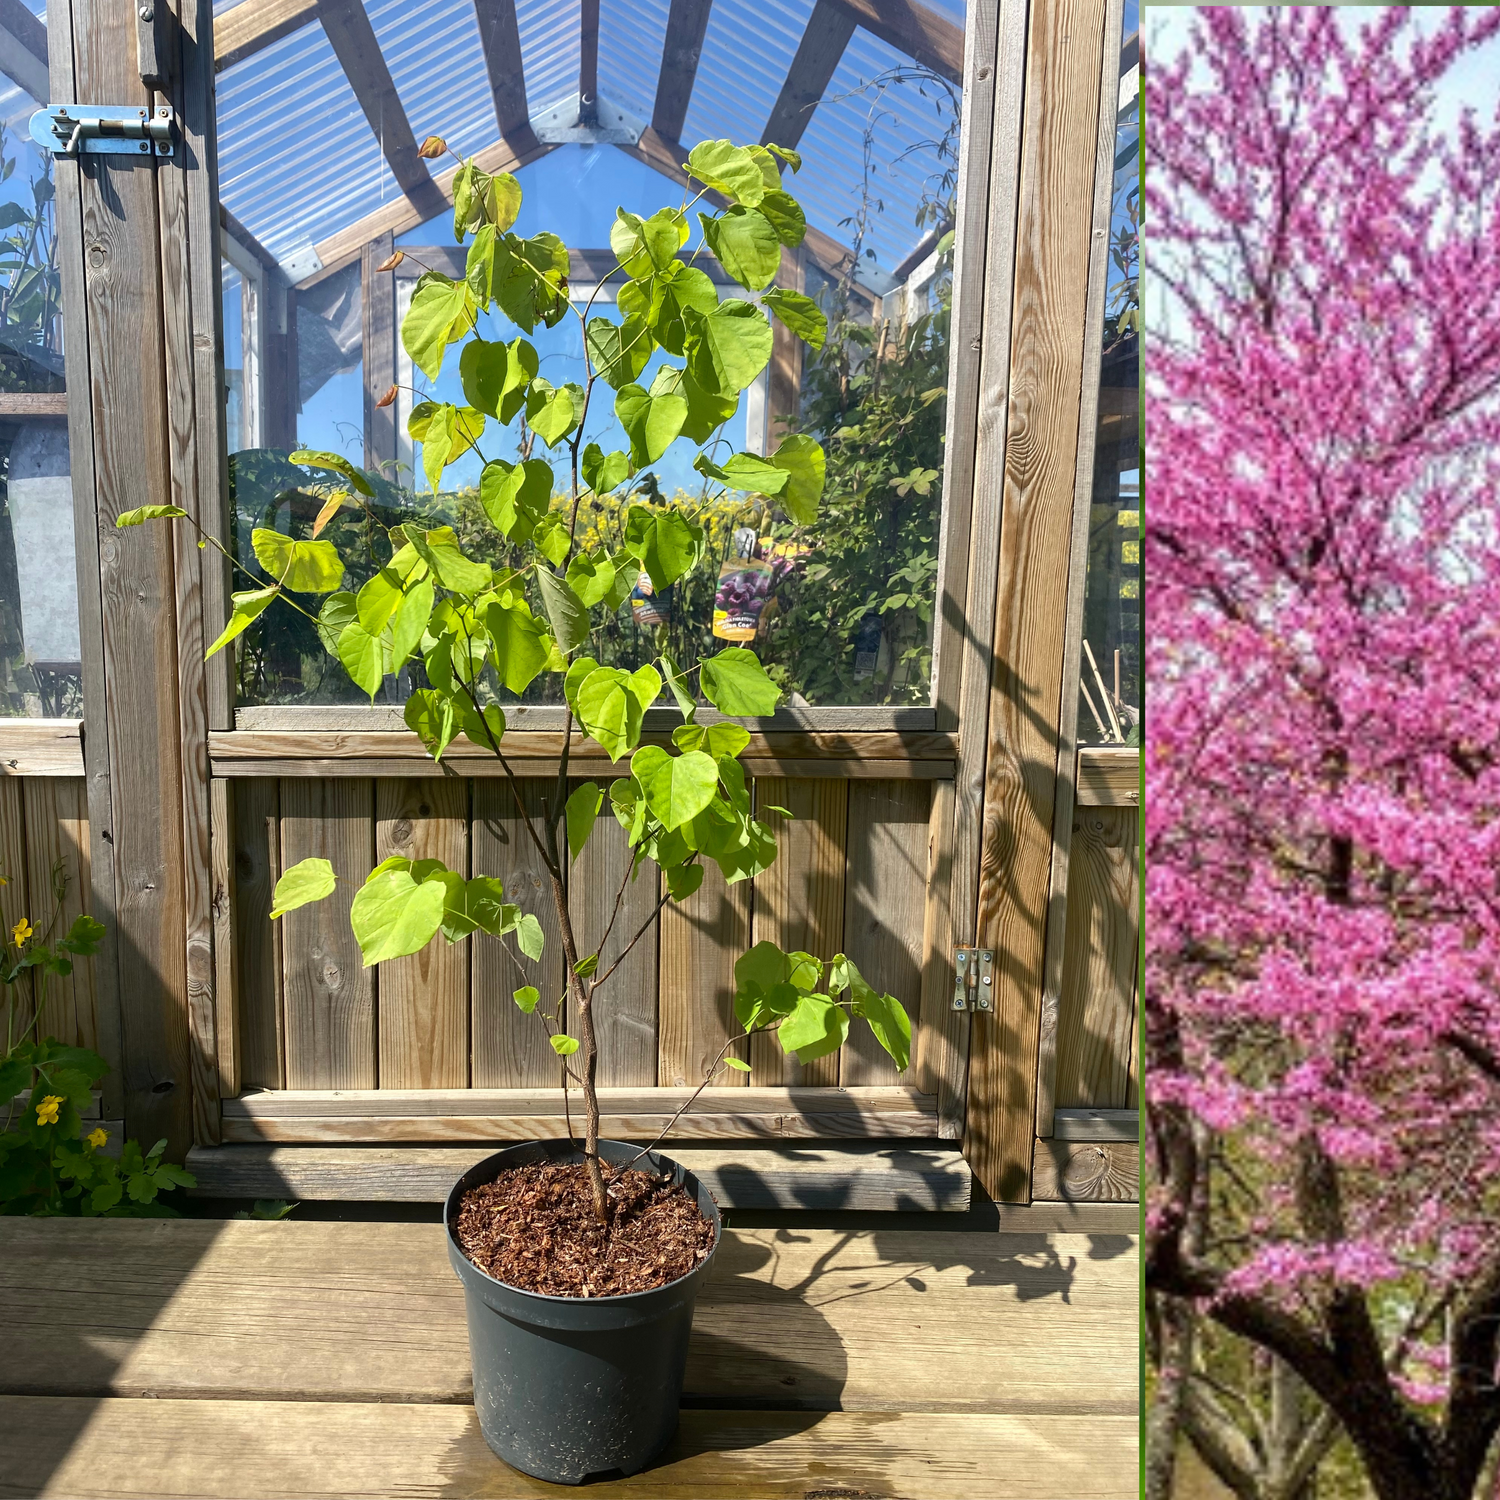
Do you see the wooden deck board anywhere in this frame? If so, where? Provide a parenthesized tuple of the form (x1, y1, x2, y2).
(0, 1220, 1137, 1417)
(0, 1397, 1137, 1499)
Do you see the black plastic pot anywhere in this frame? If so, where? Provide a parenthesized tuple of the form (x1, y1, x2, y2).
(444, 1138, 722, 1485)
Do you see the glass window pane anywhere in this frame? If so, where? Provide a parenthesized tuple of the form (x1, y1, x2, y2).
(1077, 11, 1139, 747)
(214, 0, 969, 711)
(1, 9, 82, 718)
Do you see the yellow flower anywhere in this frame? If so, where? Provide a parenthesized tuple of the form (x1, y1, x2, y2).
(35, 1094, 64, 1126)
(86, 1127, 109, 1150)
(11, 916, 33, 947)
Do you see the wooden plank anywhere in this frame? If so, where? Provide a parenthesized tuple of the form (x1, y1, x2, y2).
(659, 856, 749, 1088)
(158, 0, 223, 1147)
(186, 1142, 973, 1209)
(1030, 1139, 1138, 1202)
(67, 0, 193, 1154)
(1052, 804, 1138, 1109)
(361, 232, 396, 471)
(279, 779, 375, 1089)
(966, 0, 1110, 1204)
(760, 0, 856, 150)
(651, 0, 714, 143)
(233, 703, 939, 733)
(307, 137, 553, 284)
(832, 0, 964, 83)
(209, 779, 240, 1100)
(569, 781, 657, 1087)
(231, 777, 282, 1089)
(0, 778, 30, 1024)
(473, 0, 539, 151)
(314, 0, 446, 220)
(0, 1219, 1139, 1419)
(374, 779, 468, 1088)
(749, 777, 846, 1084)
(1051, 1107, 1138, 1142)
(915, 775, 967, 1137)
(841, 779, 929, 1085)
(0, 392, 67, 418)
(1076, 745, 1139, 806)
(579, 0, 600, 117)
(470, 779, 564, 1088)
(209, 727, 957, 763)
(0, 1399, 1138, 1500)
(1032, 0, 1128, 1144)
(213, 0, 319, 71)
(0, 720, 85, 776)
(766, 246, 803, 444)
(21, 779, 97, 1052)
(220, 1110, 942, 1143)
(225, 1084, 932, 1116)
(0, 0, 47, 100)
(49, 0, 126, 1120)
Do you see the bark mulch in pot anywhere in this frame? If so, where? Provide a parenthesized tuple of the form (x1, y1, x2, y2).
(453, 1159, 717, 1297)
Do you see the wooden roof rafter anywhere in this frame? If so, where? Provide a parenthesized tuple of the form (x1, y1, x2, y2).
(830, 0, 963, 84)
(473, 0, 540, 155)
(579, 0, 600, 125)
(651, 0, 714, 143)
(214, 0, 319, 72)
(0, 0, 48, 102)
(761, 0, 858, 151)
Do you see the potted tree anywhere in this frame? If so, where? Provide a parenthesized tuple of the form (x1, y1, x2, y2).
(122, 135, 910, 1484)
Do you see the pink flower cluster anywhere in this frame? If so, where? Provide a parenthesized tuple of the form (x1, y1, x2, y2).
(1147, 4, 1500, 1303)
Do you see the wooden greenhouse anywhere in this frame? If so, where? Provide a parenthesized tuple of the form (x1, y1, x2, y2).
(0, 0, 1140, 1213)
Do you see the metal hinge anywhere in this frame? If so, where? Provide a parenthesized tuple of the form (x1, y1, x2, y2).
(29, 105, 175, 159)
(951, 947, 994, 1012)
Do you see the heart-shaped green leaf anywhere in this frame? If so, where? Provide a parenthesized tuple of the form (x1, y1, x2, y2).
(615, 382, 688, 466)
(762, 288, 826, 349)
(683, 299, 774, 396)
(351, 866, 449, 966)
(270, 857, 337, 918)
(769, 434, 825, 524)
(252, 529, 345, 593)
(700, 646, 781, 716)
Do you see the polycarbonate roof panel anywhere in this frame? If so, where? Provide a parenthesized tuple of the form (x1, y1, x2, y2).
(217, 20, 398, 264)
(212, 0, 971, 274)
(682, 0, 816, 153)
(368, 0, 497, 162)
(597, 0, 670, 126)
(516, 0, 582, 117)
(794, 24, 964, 270)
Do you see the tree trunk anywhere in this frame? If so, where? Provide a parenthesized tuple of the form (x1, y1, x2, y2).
(1146, 1293, 1194, 1500)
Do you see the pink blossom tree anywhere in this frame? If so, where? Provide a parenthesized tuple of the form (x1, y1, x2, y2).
(1144, 10, 1500, 1500)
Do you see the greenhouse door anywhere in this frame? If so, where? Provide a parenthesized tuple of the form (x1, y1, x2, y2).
(22, 0, 1140, 1206)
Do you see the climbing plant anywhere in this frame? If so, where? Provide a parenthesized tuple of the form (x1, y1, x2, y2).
(122, 135, 911, 1222)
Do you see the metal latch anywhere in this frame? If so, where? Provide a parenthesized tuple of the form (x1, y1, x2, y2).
(952, 947, 994, 1012)
(29, 106, 175, 159)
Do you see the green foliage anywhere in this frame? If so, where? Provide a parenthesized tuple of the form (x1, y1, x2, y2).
(121, 135, 910, 1143)
(0, 890, 196, 1216)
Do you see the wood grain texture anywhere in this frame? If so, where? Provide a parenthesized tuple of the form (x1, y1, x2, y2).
(0, 1218, 1139, 1419)
(1051, 1107, 1138, 1142)
(0, 777, 30, 1024)
(470, 779, 563, 1088)
(22, 779, 97, 1052)
(70, 0, 193, 1153)
(1031, 0, 1128, 1145)
(374, 779, 468, 1088)
(0, 720, 85, 776)
(48, 0, 125, 1119)
(833, 0, 965, 83)
(158, 0, 223, 1145)
(841, 779, 929, 1085)
(473, 0, 539, 150)
(1053, 805, 1138, 1109)
(279, 779, 375, 1089)
(185, 1141, 973, 1209)
(569, 782, 657, 1087)
(749, 777, 846, 1084)
(314, 0, 445, 217)
(915, 776, 967, 1136)
(0, 1398, 1137, 1500)
(209, 779, 239, 1100)
(760, 0, 856, 150)
(966, 0, 1110, 1204)
(1030, 1139, 1138, 1202)
(659, 857, 749, 1088)
(766, 246, 804, 445)
(213, 0, 318, 71)
(651, 0, 714, 142)
(213, 754, 954, 781)
(1076, 745, 1140, 806)
(361, 231, 396, 470)
(234, 704, 939, 733)
(230, 778, 282, 1089)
